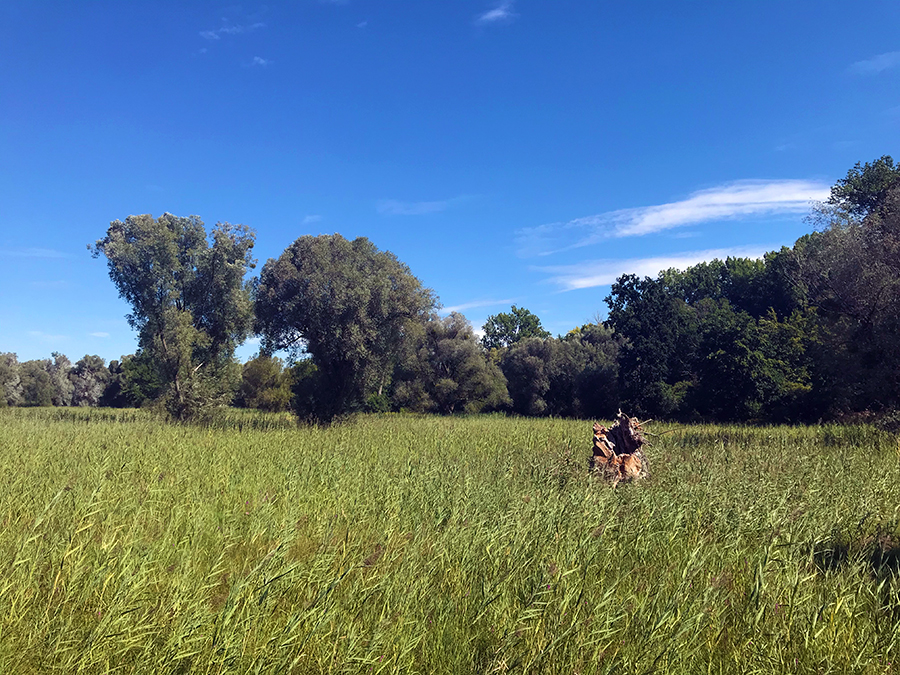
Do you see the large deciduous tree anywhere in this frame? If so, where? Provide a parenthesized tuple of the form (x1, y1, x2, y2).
(255, 234, 435, 422)
(70, 355, 110, 407)
(797, 159, 900, 415)
(481, 305, 551, 351)
(92, 213, 255, 420)
(19, 360, 54, 407)
(0, 353, 23, 407)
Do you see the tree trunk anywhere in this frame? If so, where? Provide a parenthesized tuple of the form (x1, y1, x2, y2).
(590, 411, 651, 486)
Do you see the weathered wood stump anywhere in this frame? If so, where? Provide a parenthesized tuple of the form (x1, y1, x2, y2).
(590, 411, 650, 486)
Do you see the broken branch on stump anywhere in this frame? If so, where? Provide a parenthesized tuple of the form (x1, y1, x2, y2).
(590, 410, 651, 486)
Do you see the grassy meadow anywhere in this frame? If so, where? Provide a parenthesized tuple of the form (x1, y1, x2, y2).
(1, 408, 899, 674)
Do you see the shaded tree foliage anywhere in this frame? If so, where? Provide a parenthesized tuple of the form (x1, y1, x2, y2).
(0, 353, 22, 407)
(92, 213, 255, 420)
(19, 360, 54, 407)
(99, 352, 166, 408)
(237, 354, 292, 412)
(500, 325, 620, 418)
(392, 313, 510, 414)
(795, 174, 900, 415)
(255, 234, 435, 422)
(606, 257, 816, 422)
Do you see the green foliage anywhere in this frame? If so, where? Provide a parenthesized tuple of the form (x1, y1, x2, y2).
(70, 354, 109, 407)
(255, 234, 435, 422)
(392, 313, 510, 414)
(101, 351, 166, 408)
(287, 359, 321, 421)
(92, 213, 255, 420)
(606, 258, 817, 422)
(2, 408, 899, 673)
(47, 352, 74, 406)
(18, 360, 54, 407)
(364, 392, 392, 413)
(606, 273, 699, 418)
(500, 325, 620, 418)
(0, 353, 22, 407)
(603, 154, 900, 423)
(828, 154, 900, 218)
(237, 354, 292, 412)
(798, 174, 900, 416)
(481, 305, 551, 350)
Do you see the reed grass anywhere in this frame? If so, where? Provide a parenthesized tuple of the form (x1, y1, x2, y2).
(1, 408, 898, 673)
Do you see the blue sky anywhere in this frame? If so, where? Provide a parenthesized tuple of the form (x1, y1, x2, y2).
(1, 1, 898, 363)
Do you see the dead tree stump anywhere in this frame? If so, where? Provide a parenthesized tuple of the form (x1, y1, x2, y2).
(590, 411, 650, 486)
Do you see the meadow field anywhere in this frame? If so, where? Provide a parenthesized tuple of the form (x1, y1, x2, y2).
(0, 408, 898, 674)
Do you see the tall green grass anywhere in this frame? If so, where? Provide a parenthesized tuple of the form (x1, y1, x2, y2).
(1, 408, 898, 673)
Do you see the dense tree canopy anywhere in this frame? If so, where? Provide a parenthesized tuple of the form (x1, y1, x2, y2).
(70, 355, 109, 407)
(255, 234, 436, 421)
(0, 353, 22, 408)
(828, 155, 900, 218)
(237, 354, 292, 412)
(5, 156, 895, 427)
(93, 213, 256, 419)
(500, 324, 620, 419)
(481, 305, 551, 351)
(392, 313, 510, 414)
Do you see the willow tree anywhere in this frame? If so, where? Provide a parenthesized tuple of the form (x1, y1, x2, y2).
(254, 234, 435, 422)
(93, 213, 255, 419)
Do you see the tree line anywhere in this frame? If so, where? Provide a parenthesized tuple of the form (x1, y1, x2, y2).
(2, 156, 898, 425)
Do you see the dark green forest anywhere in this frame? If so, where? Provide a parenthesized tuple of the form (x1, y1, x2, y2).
(3, 156, 899, 427)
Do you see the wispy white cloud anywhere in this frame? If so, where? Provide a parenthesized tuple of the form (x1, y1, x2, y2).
(536, 246, 772, 292)
(476, 1, 516, 24)
(30, 280, 69, 289)
(27, 330, 69, 343)
(357, 20, 368, 28)
(200, 21, 265, 40)
(516, 179, 830, 257)
(89, 332, 110, 338)
(849, 51, 900, 75)
(1, 247, 68, 258)
(441, 298, 516, 314)
(249, 56, 271, 66)
(302, 214, 323, 225)
(377, 196, 469, 216)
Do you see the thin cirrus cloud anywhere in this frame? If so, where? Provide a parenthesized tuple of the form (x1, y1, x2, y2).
(200, 22, 265, 40)
(302, 215, 323, 225)
(376, 196, 468, 216)
(249, 56, 271, 67)
(30, 280, 69, 289)
(441, 298, 517, 314)
(27, 330, 69, 343)
(89, 332, 110, 338)
(476, 1, 516, 24)
(0, 247, 67, 258)
(516, 179, 830, 257)
(536, 246, 773, 292)
(849, 51, 900, 75)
